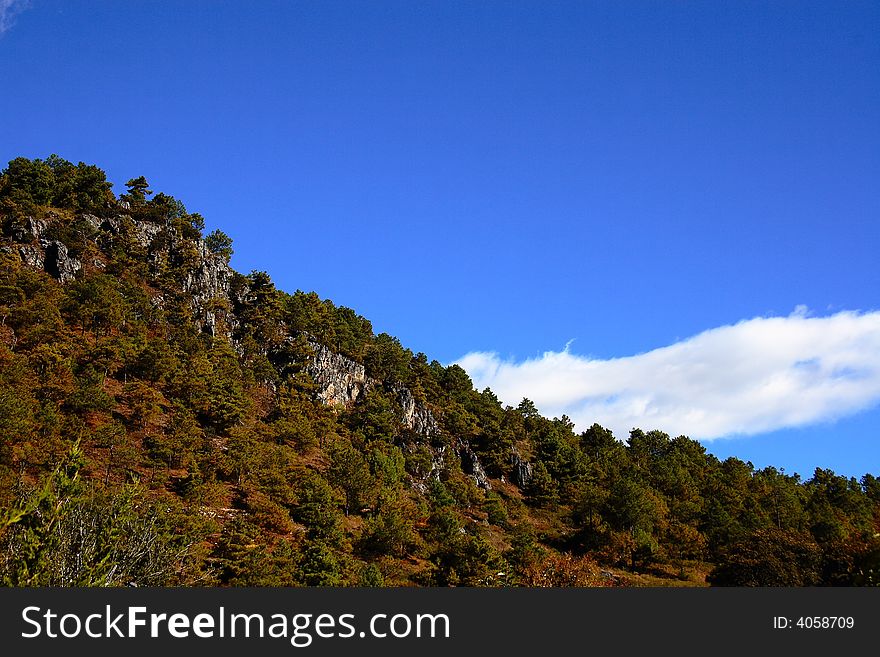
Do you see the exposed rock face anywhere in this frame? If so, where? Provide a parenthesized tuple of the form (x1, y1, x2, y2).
(17, 244, 43, 268)
(133, 220, 163, 250)
(182, 241, 233, 335)
(510, 448, 533, 489)
(303, 343, 444, 440)
(81, 214, 102, 232)
(43, 240, 81, 283)
(394, 384, 441, 439)
(99, 216, 121, 235)
(4, 214, 89, 276)
(306, 341, 371, 406)
(9, 216, 48, 243)
(408, 440, 492, 491)
(4, 209, 496, 490)
(3, 216, 79, 281)
(459, 440, 491, 490)
(4, 211, 239, 336)
(303, 344, 491, 489)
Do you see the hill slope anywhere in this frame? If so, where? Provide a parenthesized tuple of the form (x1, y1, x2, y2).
(1, 156, 878, 587)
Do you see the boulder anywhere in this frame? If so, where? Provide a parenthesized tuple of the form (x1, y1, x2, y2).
(306, 340, 371, 406)
(42, 240, 81, 283)
(460, 441, 491, 490)
(510, 449, 533, 489)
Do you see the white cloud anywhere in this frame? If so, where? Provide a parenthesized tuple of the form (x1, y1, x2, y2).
(0, 0, 29, 35)
(455, 309, 880, 440)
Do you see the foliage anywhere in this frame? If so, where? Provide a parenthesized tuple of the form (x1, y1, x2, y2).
(0, 443, 202, 585)
(1, 156, 878, 588)
(205, 228, 234, 261)
(708, 528, 822, 586)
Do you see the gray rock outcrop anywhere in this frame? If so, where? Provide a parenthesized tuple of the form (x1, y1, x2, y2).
(182, 241, 233, 335)
(306, 341, 372, 406)
(394, 384, 441, 439)
(133, 220, 163, 250)
(17, 244, 43, 268)
(9, 216, 48, 243)
(3, 208, 497, 491)
(42, 240, 81, 283)
(302, 343, 491, 489)
(4, 210, 239, 336)
(510, 448, 533, 489)
(408, 440, 492, 491)
(459, 441, 491, 490)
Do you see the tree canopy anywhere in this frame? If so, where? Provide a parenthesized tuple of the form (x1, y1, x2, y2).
(1, 156, 877, 588)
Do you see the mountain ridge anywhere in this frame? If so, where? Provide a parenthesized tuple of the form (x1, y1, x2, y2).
(1, 155, 878, 587)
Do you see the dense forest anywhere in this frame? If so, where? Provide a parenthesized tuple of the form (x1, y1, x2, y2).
(1, 156, 878, 587)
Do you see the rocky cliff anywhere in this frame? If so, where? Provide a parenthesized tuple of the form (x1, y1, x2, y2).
(4, 208, 505, 492)
(304, 340, 491, 489)
(4, 212, 82, 283)
(306, 340, 372, 406)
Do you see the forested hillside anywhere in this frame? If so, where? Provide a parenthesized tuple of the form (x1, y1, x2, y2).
(1, 156, 878, 587)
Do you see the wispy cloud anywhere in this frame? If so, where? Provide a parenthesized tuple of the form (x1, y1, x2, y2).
(0, 0, 29, 35)
(455, 309, 880, 440)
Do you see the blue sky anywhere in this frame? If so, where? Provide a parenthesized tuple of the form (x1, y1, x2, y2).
(1, 1, 878, 479)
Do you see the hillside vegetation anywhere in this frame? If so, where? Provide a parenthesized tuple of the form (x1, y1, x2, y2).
(1, 156, 878, 587)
